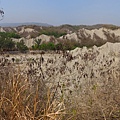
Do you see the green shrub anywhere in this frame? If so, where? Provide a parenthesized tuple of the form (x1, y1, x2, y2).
(32, 39, 42, 50)
(0, 32, 21, 39)
(40, 30, 67, 38)
(16, 40, 28, 52)
(0, 37, 15, 51)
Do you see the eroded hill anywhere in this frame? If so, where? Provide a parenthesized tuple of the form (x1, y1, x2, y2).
(0, 24, 120, 48)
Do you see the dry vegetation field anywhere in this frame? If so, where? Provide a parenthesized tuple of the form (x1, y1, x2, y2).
(0, 42, 120, 120)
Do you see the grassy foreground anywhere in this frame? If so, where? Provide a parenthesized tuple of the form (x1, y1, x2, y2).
(0, 65, 120, 120)
(0, 66, 65, 120)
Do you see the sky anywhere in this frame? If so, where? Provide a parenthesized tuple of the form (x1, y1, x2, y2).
(0, 0, 120, 26)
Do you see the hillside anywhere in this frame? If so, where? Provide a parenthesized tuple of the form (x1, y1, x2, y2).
(0, 24, 120, 119)
(0, 22, 52, 27)
(0, 24, 120, 48)
(0, 42, 120, 119)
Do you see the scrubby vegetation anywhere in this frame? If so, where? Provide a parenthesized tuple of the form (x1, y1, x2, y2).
(0, 37, 15, 51)
(32, 39, 81, 51)
(63, 72, 120, 120)
(40, 29, 67, 38)
(0, 32, 21, 51)
(0, 19, 120, 120)
(16, 40, 28, 52)
(0, 32, 28, 52)
(0, 66, 65, 120)
(0, 52, 120, 119)
(0, 32, 21, 39)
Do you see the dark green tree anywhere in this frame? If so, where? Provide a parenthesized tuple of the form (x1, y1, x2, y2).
(32, 39, 42, 50)
(47, 42, 55, 50)
(55, 43, 63, 50)
(39, 43, 48, 50)
(0, 37, 15, 51)
(16, 40, 28, 52)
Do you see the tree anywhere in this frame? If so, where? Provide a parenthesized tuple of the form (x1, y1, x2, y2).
(55, 43, 63, 50)
(35, 39, 41, 46)
(3, 39, 15, 50)
(32, 39, 42, 49)
(0, 32, 21, 39)
(16, 40, 28, 52)
(39, 43, 47, 50)
(47, 42, 55, 50)
(0, 37, 15, 51)
(0, 9, 4, 21)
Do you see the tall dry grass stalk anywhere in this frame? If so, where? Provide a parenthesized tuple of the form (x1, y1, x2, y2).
(0, 66, 65, 120)
(0, 64, 120, 120)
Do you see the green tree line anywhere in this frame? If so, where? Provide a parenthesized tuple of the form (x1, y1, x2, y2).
(40, 30, 67, 38)
(0, 32, 21, 39)
(32, 39, 81, 51)
(0, 32, 28, 52)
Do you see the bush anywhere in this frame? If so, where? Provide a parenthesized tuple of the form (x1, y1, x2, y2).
(46, 42, 56, 50)
(0, 32, 21, 39)
(32, 42, 56, 51)
(56, 39, 81, 50)
(55, 43, 63, 50)
(32, 40, 81, 51)
(0, 66, 65, 120)
(40, 30, 67, 38)
(32, 39, 42, 50)
(0, 37, 15, 51)
(16, 40, 28, 52)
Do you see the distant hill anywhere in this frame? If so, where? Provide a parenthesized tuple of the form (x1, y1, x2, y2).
(0, 22, 52, 27)
(59, 24, 120, 31)
(0, 23, 120, 47)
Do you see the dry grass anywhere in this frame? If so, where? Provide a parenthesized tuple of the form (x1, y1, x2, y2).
(63, 69, 120, 120)
(0, 66, 65, 120)
(0, 65, 120, 120)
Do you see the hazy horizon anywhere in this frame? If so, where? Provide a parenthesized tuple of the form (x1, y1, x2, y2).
(0, 0, 120, 26)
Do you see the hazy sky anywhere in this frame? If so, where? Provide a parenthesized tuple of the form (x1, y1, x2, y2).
(0, 0, 120, 26)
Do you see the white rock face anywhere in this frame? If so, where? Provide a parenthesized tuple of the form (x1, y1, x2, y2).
(2, 42, 119, 97)
(12, 34, 52, 47)
(60, 32, 80, 42)
(49, 42, 119, 93)
(35, 34, 52, 43)
(1, 26, 120, 47)
(83, 28, 106, 40)
(19, 27, 37, 33)
(0, 27, 5, 32)
(13, 27, 18, 32)
(12, 37, 34, 48)
(61, 27, 120, 42)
